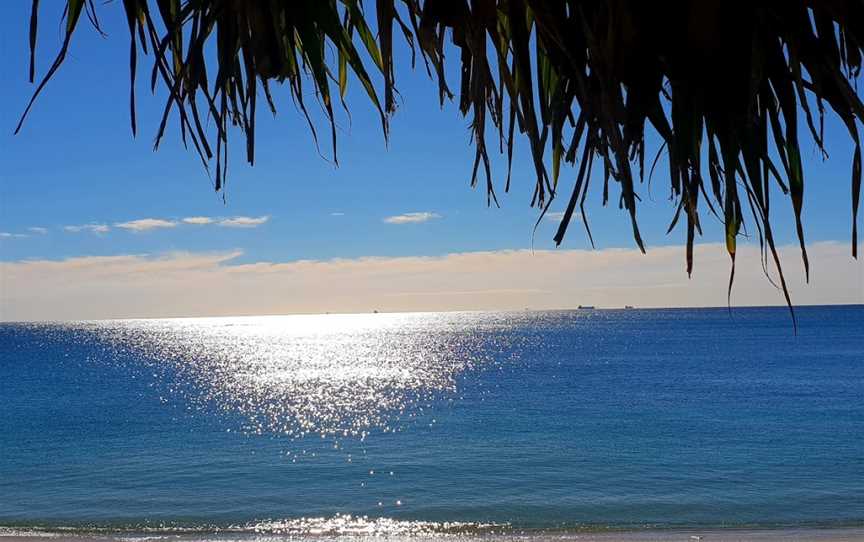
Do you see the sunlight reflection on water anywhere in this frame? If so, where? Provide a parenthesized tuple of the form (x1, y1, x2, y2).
(84, 313, 512, 439)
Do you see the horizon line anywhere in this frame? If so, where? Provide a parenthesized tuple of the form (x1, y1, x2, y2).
(2, 303, 861, 324)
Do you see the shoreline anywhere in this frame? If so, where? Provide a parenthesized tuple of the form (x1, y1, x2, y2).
(3, 526, 864, 542)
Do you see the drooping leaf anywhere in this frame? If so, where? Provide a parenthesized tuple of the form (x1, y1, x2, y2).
(17, 0, 864, 317)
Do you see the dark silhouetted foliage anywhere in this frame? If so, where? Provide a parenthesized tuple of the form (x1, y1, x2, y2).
(18, 1, 864, 320)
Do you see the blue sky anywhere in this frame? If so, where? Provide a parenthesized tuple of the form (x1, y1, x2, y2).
(0, 3, 861, 318)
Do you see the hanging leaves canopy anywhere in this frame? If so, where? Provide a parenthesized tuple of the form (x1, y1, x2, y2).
(17, 0, 864, 318)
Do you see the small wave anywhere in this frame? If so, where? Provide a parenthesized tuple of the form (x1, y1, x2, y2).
(0, 530, 64, 539)
(237, 516, 507, 536)
(0, 516, 509, 539)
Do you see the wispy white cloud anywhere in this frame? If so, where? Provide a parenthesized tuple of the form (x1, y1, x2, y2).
(64, 224, 110, 234)
(0, 232, 28, 239)
(27, 227, 48, 235)
(330, 212, 346, 217)
(2, 242, 860, 321)
(383, 212, 441, 224)
(63, 216, 272, 233)
(544, 211, 581, 222)
(182, 216, 215, 225)
(219, 216, 270, 228)
(115, 218, 178, 232)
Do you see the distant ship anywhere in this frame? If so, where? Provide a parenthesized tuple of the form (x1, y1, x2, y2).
(577, 305, 595, 309)
(624, 305, 634, 309)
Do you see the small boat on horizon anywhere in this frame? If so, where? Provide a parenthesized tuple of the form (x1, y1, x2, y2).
(577, 305, 595, 309)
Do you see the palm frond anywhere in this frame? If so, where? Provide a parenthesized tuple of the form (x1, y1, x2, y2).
(18, 0, 864, 320)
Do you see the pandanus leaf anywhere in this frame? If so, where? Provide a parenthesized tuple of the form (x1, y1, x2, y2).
(17, 0, 864, 319)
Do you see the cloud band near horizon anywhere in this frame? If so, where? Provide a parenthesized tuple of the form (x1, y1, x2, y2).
(1, 242, 861, 321)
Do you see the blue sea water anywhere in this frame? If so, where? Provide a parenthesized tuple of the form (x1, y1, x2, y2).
(0, 307, 862, 536)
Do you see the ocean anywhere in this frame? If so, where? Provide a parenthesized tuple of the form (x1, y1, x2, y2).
(1, 307, 862, 541)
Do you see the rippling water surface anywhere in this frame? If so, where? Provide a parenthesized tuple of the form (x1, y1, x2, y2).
(85, 312, 499, 438)
(1, 307, 862, 536)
